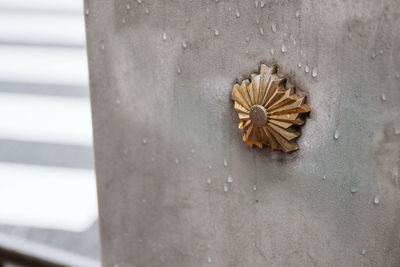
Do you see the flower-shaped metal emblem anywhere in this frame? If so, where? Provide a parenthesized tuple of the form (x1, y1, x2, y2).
(231, 64, 310, 153)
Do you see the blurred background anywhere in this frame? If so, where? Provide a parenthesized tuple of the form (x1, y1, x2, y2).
(0, 0, 100, 265)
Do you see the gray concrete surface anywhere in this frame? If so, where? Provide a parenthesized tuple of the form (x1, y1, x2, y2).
(85, 0, 400, 266)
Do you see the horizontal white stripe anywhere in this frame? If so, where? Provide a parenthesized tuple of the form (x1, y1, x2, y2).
(0, 12, 86, 46)
(0, 92, 93, 146)
(0, 45, 88, 86)
(0, 162, 97, 232)
(0, 0, 83, 13)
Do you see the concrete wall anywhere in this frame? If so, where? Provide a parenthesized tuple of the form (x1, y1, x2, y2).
(84, 0, 400, 266)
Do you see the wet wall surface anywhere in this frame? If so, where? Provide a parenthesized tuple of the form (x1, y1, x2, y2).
(85, 0, 400, 266)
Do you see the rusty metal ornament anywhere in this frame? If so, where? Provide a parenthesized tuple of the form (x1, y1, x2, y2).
(231, 64, 310, 153)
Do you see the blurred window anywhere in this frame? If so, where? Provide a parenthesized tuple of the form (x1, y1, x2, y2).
(0, 0, 99, 262)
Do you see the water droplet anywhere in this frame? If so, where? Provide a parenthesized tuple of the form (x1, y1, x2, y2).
(245, 36, 250, 42)
(394, 71, 400, 78)
(142, 198, 147, 203)
(371, 51, 376, 59)
(227, 175, 233, 183)
(253, 185, 257, 191)
(255, 0, 259, 8)
(260, 0, 266, 8)
(177, 67, 181, 74)
(271, 23, 277, 33)
(235, 9, 240, 18)
(208, 257, 212, 264)
(395, 127, 400, 135)
(85, 8, 89, 16)
(350, 186, 359, 193)
(256, 18, 260, 25)
(175, 158, 179, 164)
(214, 29, 219, 36)
(334, 129, 340, 140)
(145, 7, 149, 14)
(348, 32, 352, 40)
(126, 3, 131, 10)
(223, 158, 228, 167)
(305, 65, 310, 73)
(374, 195, 380, 205)
(281, 43, 287, 53)
(162, 32, 167, 41)
(259, 27, 264, 35)
(295, 10, 300, 18)
(100, 43, 105, 50)
(142, 138, 147, 144)
(298, 62, 302, 68)
(122, 18, 126, 23)
(312, 67, 318, 78)
(228, 6, 232, 12)
(322, 175, 326, 180)
(191, 148, 195, 153)
(207, 178, 211, 184)
(182, 41, 188, 49)
(223, 184, 228, 192)
(381, 93, 387, 101)
(379, 50, 383, 55)
(270, 48, 275, 55)
(137, 0, 142, 3)
(362, 248, 366, 255)
(208, 164, 212, 169)
(185, 17, 190, 23)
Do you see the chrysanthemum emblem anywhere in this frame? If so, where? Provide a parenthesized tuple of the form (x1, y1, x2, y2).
(231, 64, 310, 153)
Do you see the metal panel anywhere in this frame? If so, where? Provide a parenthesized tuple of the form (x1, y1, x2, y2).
(85, 0, 400, 266)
